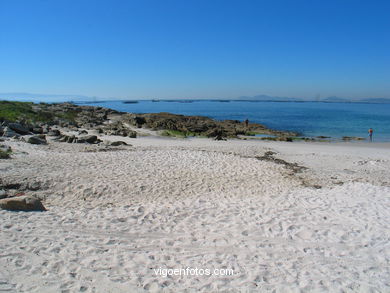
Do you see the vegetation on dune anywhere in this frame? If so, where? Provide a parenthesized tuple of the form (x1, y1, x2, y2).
(0, 101, 53, 123)
(0, 101, 78, 123)
(0, 149, 11, 159)
(0, 101, 34, 121)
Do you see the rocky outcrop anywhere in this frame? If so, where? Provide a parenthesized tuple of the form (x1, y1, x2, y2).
(27, 135, 47, 145)
(122, 112, 295, 139)
(102, 121, 137, 138)
(0, 196, 46, 211)
(1, 102, 297, 141)
(76, 135, 101, 144)
(8, 123, 30, 135)
(2, 127, 18, 137)
(342, 136, 365, 141)
(58, 134, 101, 144)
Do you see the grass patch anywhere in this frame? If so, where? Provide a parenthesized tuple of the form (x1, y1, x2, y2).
(0, 101, 55, 123)
(0, 101, 35, 122)
(0, 101, 79, 123)
(0, 149, 11, 159)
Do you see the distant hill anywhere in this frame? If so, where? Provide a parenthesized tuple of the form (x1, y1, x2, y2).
(236, 95, 304, 102)
(236, 95, 390, 104)
(358, 98, 390, 104)
(0, 93, 97, 103)
(1, 92, 390, 104)
(322, 96, 351, 102)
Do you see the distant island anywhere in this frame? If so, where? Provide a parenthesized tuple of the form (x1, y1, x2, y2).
(1, 92, 390, 104)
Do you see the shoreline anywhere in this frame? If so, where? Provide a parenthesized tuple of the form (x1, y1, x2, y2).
(2, 100, 389, 142)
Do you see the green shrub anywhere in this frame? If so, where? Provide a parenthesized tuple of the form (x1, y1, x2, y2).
(0, 101, 55, 123)
(0, 149, 11, 159)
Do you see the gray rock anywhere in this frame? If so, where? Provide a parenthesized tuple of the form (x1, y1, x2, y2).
(58, 134, 76, 143)
(78, 130, 88, 135)
(32, 127, 43, 134)
(0, 190, 6, 199)
(76, 135, 100, 144)
(110, 141, 128, 146)
(47, 129, 61, 136)
(67, 135, 76, 143)
(8, 123, 29, 135)
(128, 131, 137, 138)
(2, 127, 18, 137)
(27, 135, 47, 145)
(0, 196, 46, 211)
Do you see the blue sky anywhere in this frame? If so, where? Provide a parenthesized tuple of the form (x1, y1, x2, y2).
(0, 0, 389, 100)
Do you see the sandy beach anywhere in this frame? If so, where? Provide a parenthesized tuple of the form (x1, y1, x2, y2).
(0, 136, 389, 292)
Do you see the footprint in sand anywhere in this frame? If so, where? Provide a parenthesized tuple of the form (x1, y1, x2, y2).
(296, 229, 313, 240)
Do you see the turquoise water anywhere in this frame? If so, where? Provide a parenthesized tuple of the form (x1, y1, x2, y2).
(76, 100, 390, 142)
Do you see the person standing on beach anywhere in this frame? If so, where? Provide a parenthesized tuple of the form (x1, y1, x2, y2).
(245, 119, 249, 128)
(368, 128, 373, 142)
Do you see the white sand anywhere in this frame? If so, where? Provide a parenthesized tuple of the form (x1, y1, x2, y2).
(0, 137, 389, 292)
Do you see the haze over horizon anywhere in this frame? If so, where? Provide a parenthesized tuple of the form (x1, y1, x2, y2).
(0, 0, 389, 100)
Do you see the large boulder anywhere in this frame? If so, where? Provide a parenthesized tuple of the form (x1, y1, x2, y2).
(76, 135, 100, 144)
(110, 141, 128, 146)
(27, 135, 47, 145)
(8, 123, 30, 135)
(2, 127, 18, 137)
(0, 196, 46, 211)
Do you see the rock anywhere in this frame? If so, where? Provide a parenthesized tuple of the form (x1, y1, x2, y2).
(32, 127, 43, 134)
(128, 131, 137, 138)
(2, 127, 18, 137)
(27, 135, 47, 145)
(110, 141, 128, 146)
(76, 135, 100, 144)
(67, 135, 76, 143)
(0, 196, 46, 211)
(342, 136, 365, 141)
(204, 128, 227, 139)
(78, 129, 88, 135)
(8, 123, 30, 135)
(47, 129, 61, 136)
(0, 190, 7, 199)
(58, 134, 76, 143)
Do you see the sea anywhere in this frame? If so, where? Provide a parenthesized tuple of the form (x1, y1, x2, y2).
(75, 100, 390, 142)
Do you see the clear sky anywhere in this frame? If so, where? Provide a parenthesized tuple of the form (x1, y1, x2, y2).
(0, 0, 389, 100)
